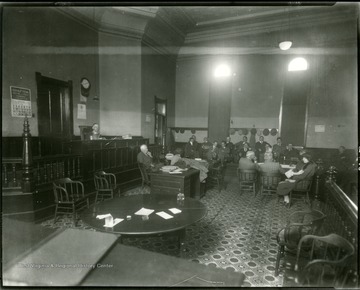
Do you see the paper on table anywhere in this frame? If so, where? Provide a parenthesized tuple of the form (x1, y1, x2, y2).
(285, 170, 294, 178)
(104, 218, 123, 228)
(96, 214, 112, 219)
(134, 207, 154, 216)
(156, 211, 173, 219)
(168, 208, 182, 214)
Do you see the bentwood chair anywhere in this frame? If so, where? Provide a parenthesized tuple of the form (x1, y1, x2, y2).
(289, 178, 313, 207)
(275, 209, 326, 276)
(94, 171, 119, 203)
(294, 233, 356, 288)
(138, 163, 151, 189)
(237, 169, 257, 195)
(53, 178, 90, 226)
(207, 162, 225, 192)
(259, 172, 282, 196)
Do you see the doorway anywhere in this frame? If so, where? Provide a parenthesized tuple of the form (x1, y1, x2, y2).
(154, 96, 167, 147)
(36, 72, 73, 138)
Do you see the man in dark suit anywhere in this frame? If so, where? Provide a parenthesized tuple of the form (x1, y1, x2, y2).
(283, 143, 300, 163)
(184, 136, 200, 159)
(137, 144, 154, 170)
(255, 136, 269, 163)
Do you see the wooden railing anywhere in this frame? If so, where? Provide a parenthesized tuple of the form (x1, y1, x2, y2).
(2, 155, 82, 189)
(33, 155, 82, 186)
(2, 158, 22, 189)
(317, 179, 358, 287)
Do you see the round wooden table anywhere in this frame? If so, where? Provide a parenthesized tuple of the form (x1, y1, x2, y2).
(80, 194, 207, 247)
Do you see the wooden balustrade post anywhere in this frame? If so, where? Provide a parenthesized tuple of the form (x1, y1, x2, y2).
(313, 158, 324, 209)
(21, 116, 35, 193)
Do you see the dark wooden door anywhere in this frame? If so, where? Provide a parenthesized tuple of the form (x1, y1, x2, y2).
(208, 78, 232, 142)
(280, 71, 310, 146)
(36, 72, 73, 138)
(154, 96, 167, 147)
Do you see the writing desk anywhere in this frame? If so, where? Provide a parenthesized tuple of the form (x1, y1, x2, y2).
(149, 168, 202, 199)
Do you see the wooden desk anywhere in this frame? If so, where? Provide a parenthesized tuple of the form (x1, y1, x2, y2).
(149, 168, 202, 199)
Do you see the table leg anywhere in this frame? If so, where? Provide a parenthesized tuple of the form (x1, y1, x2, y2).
(177, 228, 187, 254)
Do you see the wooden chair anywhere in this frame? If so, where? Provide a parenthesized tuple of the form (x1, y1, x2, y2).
(138, 163, 151, 188)
(259, 172, 281, 196)
(207, 162, 225, 192)
(275, 209, 326, 276)
(289, 178, 313, 207)
(237, 169, 257, 195)
(94, 171, 119, 203)
(53, 178, 90, 226)
(294, 233, 356, 288)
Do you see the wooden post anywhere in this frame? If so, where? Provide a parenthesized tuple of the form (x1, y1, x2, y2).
(22, 116, 35, 193)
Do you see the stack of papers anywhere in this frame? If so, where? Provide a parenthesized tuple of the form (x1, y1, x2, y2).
(104, 218, 123, 228)
(134, 208, 154, 216)
(156, 211, 173, 219)
(168, 208, 182, 214)
(285, 170, 294, 178)
(96, 214, 124, 227)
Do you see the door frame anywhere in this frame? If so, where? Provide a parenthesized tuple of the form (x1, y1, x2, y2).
(35, 72, 73, 138)
(154, 96, 167, 148)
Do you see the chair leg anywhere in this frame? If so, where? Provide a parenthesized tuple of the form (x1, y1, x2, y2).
(72, 204, 76, 226)
(275, 245, 283, 276)
(53, 205, 58, 225)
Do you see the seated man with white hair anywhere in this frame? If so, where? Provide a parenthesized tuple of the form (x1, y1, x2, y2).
(238, 151, 259, 171)
(258, 152, 284, 175)
(137, 144, 162, 171)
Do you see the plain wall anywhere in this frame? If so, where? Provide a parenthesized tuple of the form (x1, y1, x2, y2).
(97, 33, 142, 136)
(2, 7, 99, 137)
(141, 44, 176, 143)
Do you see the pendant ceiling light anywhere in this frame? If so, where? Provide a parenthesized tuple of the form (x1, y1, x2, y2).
(279, 8, 292, 51)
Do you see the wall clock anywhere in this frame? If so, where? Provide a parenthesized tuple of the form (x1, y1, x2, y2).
(80, 77, 91, 103)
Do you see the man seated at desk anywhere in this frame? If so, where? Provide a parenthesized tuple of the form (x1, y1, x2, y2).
(283, 143, 300, 164)
(90, 123, 104, 140)
(137, 144, 162, 172)
(238, 151, 259, 171)
(258, 152, 285, 175)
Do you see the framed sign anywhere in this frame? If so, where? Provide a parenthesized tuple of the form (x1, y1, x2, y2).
(10, 86, 32, 117)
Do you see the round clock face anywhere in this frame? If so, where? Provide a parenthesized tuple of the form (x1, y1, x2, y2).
(81, 78, 90, 90)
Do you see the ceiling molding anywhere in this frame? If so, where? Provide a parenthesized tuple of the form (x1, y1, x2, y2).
(185, 7, 357, 43)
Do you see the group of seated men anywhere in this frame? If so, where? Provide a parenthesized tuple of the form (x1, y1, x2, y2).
(183, 134, 302, 165)
(238, 147, 316, 207)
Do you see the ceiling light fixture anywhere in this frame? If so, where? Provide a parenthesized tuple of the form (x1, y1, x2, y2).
(279, 41, 292, 51)
(279, 8, 292, 51)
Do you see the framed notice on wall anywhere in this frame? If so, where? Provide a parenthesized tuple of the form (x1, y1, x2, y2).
(10, 86, 32, 117)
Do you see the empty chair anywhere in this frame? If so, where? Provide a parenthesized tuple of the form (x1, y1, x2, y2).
(294, 233, 356, 288)
(259, 172, 282, 196)
(289, 178, 313, 207)
(53, 178, 90, 226)
(275, 209, 326, 276)
(138, 163, 151, 188)
(94, 171, 119, 203)
(207, 163, 226, 193)
(237, 169, 257, 195)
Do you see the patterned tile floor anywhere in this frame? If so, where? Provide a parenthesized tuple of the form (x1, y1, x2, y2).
(42, 167, 310, 287)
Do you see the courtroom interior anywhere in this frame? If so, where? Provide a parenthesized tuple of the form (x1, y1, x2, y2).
(2, 3, 359, 288)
